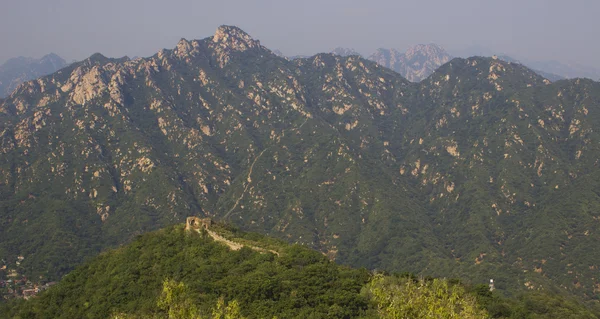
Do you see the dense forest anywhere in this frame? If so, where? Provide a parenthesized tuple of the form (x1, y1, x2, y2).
(1, 224, 598, 318)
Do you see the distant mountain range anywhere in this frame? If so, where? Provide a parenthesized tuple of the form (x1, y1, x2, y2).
(298, 45, 561, 83)
(0, 53, 68, 98)
(276, 44, 599, 83)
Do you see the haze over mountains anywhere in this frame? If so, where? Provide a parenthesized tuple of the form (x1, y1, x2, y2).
(324, 45, 453, 82)
(1, 42, 595, 101)
(451, 46, 600, 82)
(324, 44, 598, 83)
(367, 44, 452, 82)
(0, 54, 68, 98)
(1, 25, 600, 310)
(524, 60, 600, 82)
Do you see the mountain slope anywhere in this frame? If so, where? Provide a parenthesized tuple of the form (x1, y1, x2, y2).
(0, 53, 67, 98)
(1, 26, 600, 305)
(396, 58, 600, 301)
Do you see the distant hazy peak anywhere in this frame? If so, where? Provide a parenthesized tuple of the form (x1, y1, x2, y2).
(40, 52, 65, 63)
(0, 53, 68, 98)
(368, 44, 451, 82)
(330, 47, 362, 57)
(404, 43, 448, 59)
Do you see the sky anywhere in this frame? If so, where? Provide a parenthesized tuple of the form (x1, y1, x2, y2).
(1, 0, 599, 68)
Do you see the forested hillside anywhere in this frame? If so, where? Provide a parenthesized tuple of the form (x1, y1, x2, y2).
(1, 224, 596, 318)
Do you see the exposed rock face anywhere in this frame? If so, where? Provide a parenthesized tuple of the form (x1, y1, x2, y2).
(0, 53, 68, 98)
(368, 44, 451, 82)
(212, 25, 261, 51)
(208, 25, 267, 67)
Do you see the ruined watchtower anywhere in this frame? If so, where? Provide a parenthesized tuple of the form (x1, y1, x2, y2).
(185, 217, 212, 232)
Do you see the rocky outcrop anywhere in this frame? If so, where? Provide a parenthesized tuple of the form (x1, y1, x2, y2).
(208, 25, 267, 67)
(212, 25, 262, 52)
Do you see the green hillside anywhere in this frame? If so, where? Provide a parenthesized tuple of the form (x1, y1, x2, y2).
(1, 223, 597, 318)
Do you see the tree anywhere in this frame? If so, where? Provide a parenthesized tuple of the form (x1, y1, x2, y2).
(362, 274, 489, 319)
(211, 297, 246, 319)
(158, 279, 201, 319)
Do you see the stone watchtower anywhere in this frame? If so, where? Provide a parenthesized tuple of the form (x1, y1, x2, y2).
(185, 217, 212, 231)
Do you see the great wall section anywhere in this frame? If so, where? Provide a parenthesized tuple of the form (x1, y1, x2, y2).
(185, 217, 280, 256)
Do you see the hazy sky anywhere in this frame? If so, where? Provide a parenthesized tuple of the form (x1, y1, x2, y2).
(1, 0, 599, 68)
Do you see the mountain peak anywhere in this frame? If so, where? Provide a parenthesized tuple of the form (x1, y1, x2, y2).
(174, 38, 198, 58)
(39, 53, 67, 69)
(404, 44, 450, 61)
(212, 25, 261, 52)
(40, 53, 63, 61)
(87, 52, 109, 64)
(330, 47, 362, 57)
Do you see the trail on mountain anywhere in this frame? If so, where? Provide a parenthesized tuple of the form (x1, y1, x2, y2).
(223, 148, 268, 219)
(224, 118, 309, 220)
